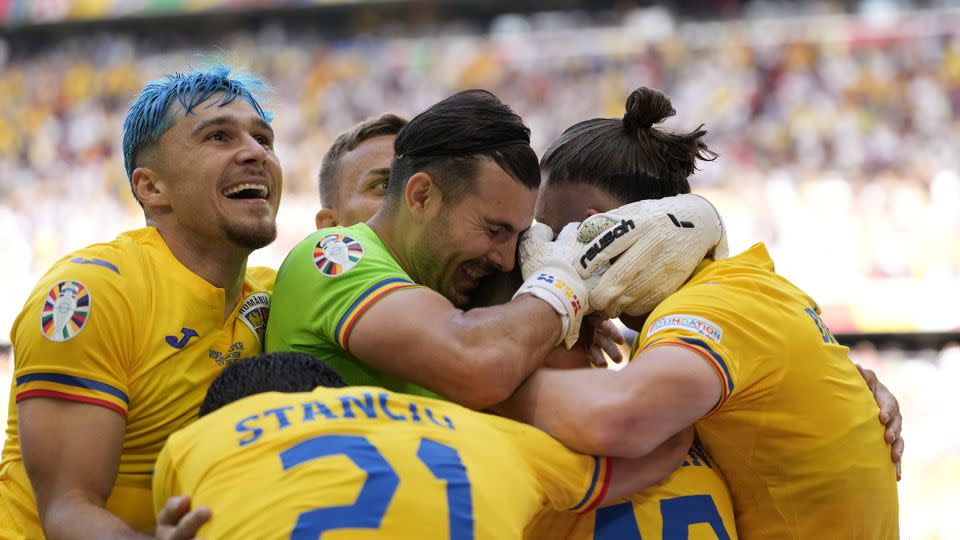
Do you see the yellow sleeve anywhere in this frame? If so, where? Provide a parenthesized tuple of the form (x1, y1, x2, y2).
(509, 424, 611, 514)
(152, 441, 179, 516)
(11, 257, 138, 417)
(636, 288, 741, 416)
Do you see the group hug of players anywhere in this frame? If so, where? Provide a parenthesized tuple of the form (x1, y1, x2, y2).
(0, 65, 903, 539)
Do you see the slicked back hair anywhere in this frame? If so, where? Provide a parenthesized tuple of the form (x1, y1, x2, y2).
(318, 113, 407, 209)
(199, 351, 346, 417)
(385, 89, 540, 208)
(541, 87, 717, 204)
(121, 65, 272, 205)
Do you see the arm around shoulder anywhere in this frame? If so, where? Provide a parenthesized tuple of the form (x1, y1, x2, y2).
(347, 287, 563, 409)
(498, 345, 721, 458)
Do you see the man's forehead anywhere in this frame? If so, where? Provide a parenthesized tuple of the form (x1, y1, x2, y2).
(343, 136, 395, 177)
(170, 97, 266, 129)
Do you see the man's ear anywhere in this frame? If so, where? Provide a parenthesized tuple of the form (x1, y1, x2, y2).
(583, 208, 600, 220)
(315, 208, 340, 229)
(405, 172, 442, 221)
(131, 167, 169, 209)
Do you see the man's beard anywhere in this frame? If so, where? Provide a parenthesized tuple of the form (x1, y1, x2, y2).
(221, 216, 278, 251)
(411, 213, 468, 307)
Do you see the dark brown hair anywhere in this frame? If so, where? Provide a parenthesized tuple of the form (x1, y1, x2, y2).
(540, 87, 717, 204)
(386, 89, 540, 207)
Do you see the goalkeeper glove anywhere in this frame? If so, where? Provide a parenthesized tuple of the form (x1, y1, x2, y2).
(575, 193, 727, 318)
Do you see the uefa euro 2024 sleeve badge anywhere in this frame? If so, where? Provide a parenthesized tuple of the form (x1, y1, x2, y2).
(41, 280, 90, 342)
(314, 234, 364, 277)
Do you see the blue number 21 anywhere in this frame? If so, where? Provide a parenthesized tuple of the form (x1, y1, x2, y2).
(279, 434, 474, 539)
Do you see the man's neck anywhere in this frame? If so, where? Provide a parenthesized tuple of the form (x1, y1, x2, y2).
(151, 222, 250, 320)
(367, 211, 421, 284)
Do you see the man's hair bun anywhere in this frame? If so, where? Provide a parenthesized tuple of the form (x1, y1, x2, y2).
(622, 87, 676, 132)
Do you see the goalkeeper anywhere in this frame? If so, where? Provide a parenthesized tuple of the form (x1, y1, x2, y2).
(500, 87, 900, 538)
(265, 89, 721, 411)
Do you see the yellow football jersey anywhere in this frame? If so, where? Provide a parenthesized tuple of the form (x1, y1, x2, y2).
(636, 243, 898, 538)
(0, 227, 275, 535)
(154, 386, 611, 539)
(527, 440, 736, 540)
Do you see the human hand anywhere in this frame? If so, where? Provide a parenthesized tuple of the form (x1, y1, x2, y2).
(155, 496, 210, 540)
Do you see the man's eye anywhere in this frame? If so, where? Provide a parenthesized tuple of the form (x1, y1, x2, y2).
(255, 135, 273, 146)
(207, 131, 226, 141)
(371, 180, 388, 191)
(487, 227, 502, 236)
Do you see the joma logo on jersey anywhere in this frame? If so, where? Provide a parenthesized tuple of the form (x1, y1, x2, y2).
(579, 219, 635, 270)
(166, 328, 199, 349)
(535, 273, 582, 315)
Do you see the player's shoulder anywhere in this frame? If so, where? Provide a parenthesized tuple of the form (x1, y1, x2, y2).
(293, 223, 405, 282)
(11, 229, 154, 348)
(245, 266, 277, 292)
(32, 228, 154, 296)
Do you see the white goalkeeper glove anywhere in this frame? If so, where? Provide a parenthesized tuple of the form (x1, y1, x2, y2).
(575, 193, 727, 318)
(513, 222, 589, 348)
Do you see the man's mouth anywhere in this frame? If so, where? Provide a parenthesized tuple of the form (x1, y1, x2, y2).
(462, 265, 488, 280)
(222, 183, 269, 200)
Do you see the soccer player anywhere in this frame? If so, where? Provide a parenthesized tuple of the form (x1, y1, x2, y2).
(501, 87, 900, 538)
(301, 101, 902, 540)
(265, 90, 713, 408)
(0, 66, 280, 538)
(314, 113, 408, 230)
(153, 351, 693, 539)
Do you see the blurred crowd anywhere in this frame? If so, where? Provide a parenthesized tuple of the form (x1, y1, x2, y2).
(1, 6, 959, 338)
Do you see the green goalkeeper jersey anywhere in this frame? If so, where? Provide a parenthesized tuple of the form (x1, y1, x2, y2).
(266, 223, 439, 398)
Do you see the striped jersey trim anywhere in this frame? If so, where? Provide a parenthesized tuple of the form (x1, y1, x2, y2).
(571, 456, 612, 513)
(16, 389, 128, 418)
(335, 278, 421, 352)
(16, 372, 129, 404)
(641, 338, 734, 415)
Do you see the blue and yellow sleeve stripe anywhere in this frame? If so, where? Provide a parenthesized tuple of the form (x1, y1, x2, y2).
(335, 278, 422, 352)
(641, 337, 734, 416)
(570, 456, 612, 514)
(15, 372, 129, 417)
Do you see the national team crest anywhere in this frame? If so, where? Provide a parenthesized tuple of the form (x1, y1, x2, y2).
(314, 234, 364, 277)
(238, 292, 271, 344)
(41, 280, 90, 342)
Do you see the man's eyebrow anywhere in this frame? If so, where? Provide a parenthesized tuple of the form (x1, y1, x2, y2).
(251, 117, 275, 137)
(363, 168, 391, 178)
(191, 115, 274, 137)
(484, 218, 516, 234)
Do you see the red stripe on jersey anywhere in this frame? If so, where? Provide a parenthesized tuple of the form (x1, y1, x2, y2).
(643, 340, 731, 415)
(16, 389, 128, 418)
(579, 457, 613, 514)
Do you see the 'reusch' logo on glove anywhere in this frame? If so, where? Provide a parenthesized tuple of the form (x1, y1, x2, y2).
(536, 273, 583, 315)
(579, 219, 636, 270)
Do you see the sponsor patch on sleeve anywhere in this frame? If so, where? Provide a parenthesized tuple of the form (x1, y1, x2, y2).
(647, 314, 723, 343)
(40, 280, 90, 342)
(314, 234, 364, 277)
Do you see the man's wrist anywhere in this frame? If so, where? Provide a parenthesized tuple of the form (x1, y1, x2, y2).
(513, 265, 587, 347)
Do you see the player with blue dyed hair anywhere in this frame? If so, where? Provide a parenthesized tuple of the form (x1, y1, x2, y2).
(121, 66, 272, 188)
(0, 64, 280, 539)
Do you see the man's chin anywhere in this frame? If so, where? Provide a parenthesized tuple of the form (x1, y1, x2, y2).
(442, 284, 472, 309)
(225, 223, 278, 251)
